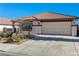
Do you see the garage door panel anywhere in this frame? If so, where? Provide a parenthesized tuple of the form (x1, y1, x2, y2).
(42, 22, 72, 35)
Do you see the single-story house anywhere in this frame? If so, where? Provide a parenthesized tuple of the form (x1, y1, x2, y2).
(0, 18, 13, 31)
(15, 12, 79, 36)
(0, 18, 18, 32)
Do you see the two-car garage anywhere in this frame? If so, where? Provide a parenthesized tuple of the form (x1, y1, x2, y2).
(42, 22, 72, 35)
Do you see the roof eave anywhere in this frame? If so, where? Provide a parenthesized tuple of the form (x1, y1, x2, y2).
(39, 18, 77, 22)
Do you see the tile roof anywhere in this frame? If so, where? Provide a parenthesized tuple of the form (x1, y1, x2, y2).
(15, 16, 34, 22)
(16, 12, 79, 22)
(0, 18, 12, 25)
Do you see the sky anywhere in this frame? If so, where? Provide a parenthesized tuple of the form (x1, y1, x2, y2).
(0, 3, 79, 24)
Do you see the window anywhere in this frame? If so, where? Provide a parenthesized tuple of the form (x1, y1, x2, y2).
(21, 21, 32, 31)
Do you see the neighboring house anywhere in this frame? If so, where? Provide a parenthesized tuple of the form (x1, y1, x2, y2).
(15, 12, 79, 36)
(0, 18, 19, 32)
(0, 18, 13, 31)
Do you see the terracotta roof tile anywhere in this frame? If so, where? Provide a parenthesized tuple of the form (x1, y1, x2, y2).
(16, 12, 79, 22)
(0, 18, 12, 25)
(15, 16, 35, 22)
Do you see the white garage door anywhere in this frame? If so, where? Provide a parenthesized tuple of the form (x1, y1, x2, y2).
(42, 22, 72, 35)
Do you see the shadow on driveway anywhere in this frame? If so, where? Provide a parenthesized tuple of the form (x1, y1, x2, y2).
(32, 36, 79, 42)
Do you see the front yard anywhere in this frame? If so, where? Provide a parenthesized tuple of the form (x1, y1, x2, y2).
(0, 36, 79, 56)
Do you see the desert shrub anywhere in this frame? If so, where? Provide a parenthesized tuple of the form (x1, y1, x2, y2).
(0, 37, 13, 43)
(11, 33, 19, 42)
(6, 37, 14, 43)
(0, 36, 2, 41)
(0, 31, 13, 38)
(0, 32, 4, 37)
(0, 32, 27, 43)
(3, 32, 13, 38)
(11, 32, 27, 43)
(17, 32, 26, 39)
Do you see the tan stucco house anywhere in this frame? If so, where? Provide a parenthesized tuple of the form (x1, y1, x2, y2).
(15, 12, 79, 36)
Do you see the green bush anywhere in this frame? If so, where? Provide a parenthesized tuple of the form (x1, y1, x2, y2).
(0, 31, 13, 38)
(3, 32, 13, 37)
(0, 32, 4, 37)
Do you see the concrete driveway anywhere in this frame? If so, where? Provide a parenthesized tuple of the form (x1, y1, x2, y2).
(0, 35, 79, 56)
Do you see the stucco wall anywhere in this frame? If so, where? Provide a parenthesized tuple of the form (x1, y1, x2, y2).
(31, 26, 42, 35)
(41, 21, 72, 35)
(31, 20, 42, 35)
(72, 25, 77, 36)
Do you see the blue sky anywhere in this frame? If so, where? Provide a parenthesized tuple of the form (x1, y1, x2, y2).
(0, 3, 79, 24)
